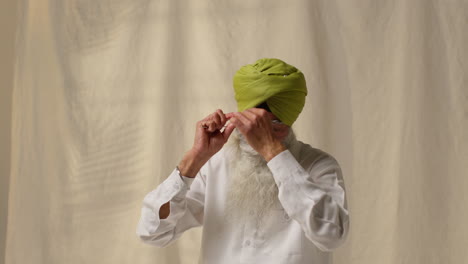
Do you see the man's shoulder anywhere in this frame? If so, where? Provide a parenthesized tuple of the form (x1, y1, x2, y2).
(291, 140, 340, 168)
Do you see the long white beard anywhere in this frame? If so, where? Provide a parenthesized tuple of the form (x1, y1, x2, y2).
(224, 129, 296, 226)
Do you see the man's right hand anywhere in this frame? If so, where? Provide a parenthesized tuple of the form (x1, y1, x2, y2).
(178, 109, 235, 178)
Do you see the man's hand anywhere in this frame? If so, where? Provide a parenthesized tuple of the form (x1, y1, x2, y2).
(193, 109, 235, 158)
(178, 109, 235, 178)
(227, 108, 286, 161)
(161, 109, 235, 219)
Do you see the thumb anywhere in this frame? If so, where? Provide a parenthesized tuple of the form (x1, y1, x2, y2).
(222, 123, 235, 142)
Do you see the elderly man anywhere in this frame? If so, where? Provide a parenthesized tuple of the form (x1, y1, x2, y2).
(136, 58, 349, 264)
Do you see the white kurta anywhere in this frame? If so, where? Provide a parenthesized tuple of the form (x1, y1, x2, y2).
(136, 140, 349, 264)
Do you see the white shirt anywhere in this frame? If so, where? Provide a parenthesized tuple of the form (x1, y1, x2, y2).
(136, 140, 349, 264)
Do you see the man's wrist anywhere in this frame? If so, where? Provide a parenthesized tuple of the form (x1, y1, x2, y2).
(262, 141, 286, 162)
(178, 149, 210, 178)
(176, 165, 196, 186)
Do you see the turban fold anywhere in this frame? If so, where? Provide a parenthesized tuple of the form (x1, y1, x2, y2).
(233, 58, 307, 126)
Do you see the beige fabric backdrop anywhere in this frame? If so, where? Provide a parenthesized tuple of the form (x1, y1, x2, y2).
(4, 0, 468, 263)
(0, 1, 18, 264)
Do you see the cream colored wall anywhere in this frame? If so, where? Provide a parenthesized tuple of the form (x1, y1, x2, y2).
(0, 0, 17, 263)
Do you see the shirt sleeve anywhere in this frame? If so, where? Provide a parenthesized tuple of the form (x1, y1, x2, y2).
(267, 149, 350, 252)
(136, 168, 206, 247)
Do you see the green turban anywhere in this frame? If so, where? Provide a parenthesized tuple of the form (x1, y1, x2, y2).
(233, 58, 307, 126)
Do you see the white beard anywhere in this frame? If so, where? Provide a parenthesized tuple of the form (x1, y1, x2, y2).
(224, 129, 296, 226)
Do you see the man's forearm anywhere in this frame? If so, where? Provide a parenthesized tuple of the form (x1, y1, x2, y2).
(178, 149, 210, 178)
(159, 149, 210, 219)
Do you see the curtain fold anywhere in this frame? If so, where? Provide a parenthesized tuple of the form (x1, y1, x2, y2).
(5, 0, 467, 263)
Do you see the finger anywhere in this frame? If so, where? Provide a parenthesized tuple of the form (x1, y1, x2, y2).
(212, 110, 225, 130)
(245, 108, 271, 120)
(199, 113, 212, 129)
(235, 112, 259, 133)
(207, 120, 218, 132)
(201, 112, 220, 132)
(229, 114, 250, 134)
(200, 121, 209, 129)
(241, 109, 259, 122)
(216, 109, 227, 127)
(211, 112, 222, 130)
(246, 108, 276, 128)
(233, 112, 251, 125)
(196, 121, 209, 136)
(227, 117, 242, 130)
(222, 123, 236, 141)
(219, 119, 231, 133)
(199, 119, 216, 133)
(248, 109, 279, 131)
(246, 107, 265, 114)
(225, 112, 235, 119)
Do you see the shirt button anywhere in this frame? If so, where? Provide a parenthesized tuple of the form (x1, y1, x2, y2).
(284, 213, 290, 220)
(245, 240, 251, 246)
(173, 182, 180, 189)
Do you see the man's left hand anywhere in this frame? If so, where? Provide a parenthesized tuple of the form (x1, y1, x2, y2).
(226, 108, 286, 161)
